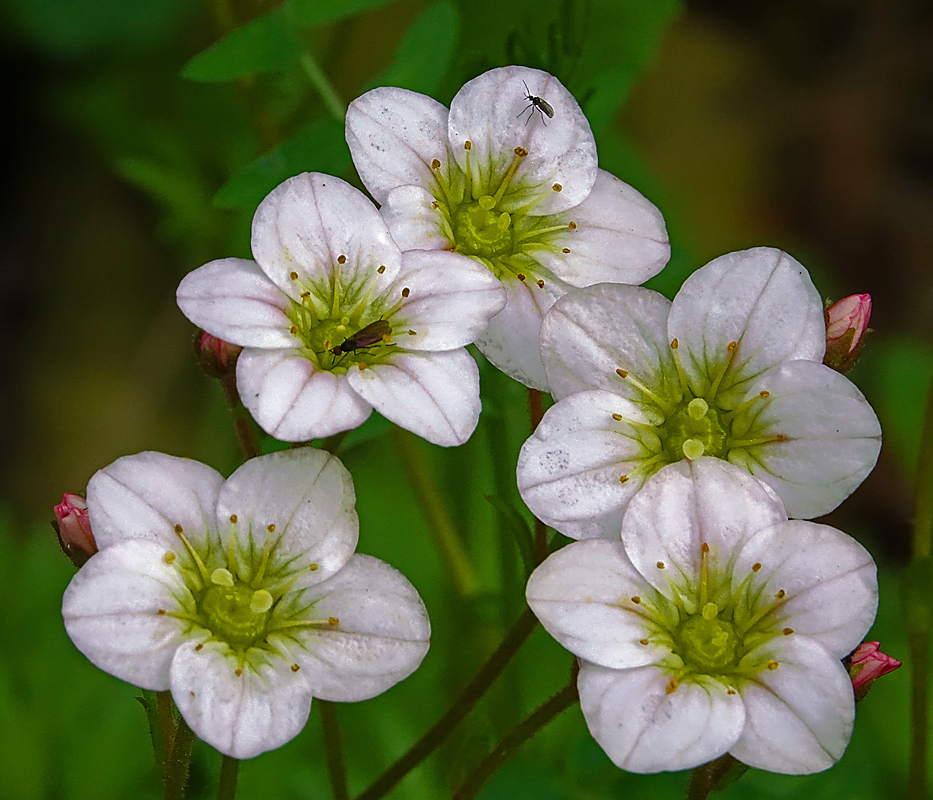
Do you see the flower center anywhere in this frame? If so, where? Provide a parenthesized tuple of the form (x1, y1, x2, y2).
(675, 601, 740, 672)
(452, 196, 514, 259)
(660, 398, 728, 461)
(200, 568, 274, 651)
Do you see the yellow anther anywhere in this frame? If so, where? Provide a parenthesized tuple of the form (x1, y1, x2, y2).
(568, 221, 577, 229)
(291, 663, 300, 672)
(552, 183, 562, 192)
(309, 563, 319, 571)
(766, 660, 780, 671)
(164, 552, 176, 564)
(402, 287, 411, 298)
(174, 524, 184, 534)
(562, 248, 571, 253)
(517, 273, 526, 281)
(337, 255, 346, 264)
(431, 159, 441, 169)
(782, 628, 794, 636)
(536, 279, 545, 288)
(639, 638, 649, 645)
(666, 678, 679, 694)
(701, 542, 710, 553)
(616, 368, 628, 378)
(656, 561, 665, 569)
(289, 271, 298, 280)
(464, 140, 472, 150)
(514, 146, 528, 157)
(619, 475, 629, 484)
(752, 562, 762, 572)
(377, 265, 386, 274)
(775, 589, 786, 599)
(328, 617, 339, 626)
(612, 413, 623, 421)
(266, 523, 275, 533)
(671, 338, 679, 349)
(229, 514, 237, 523)
(631, 596, 641, 604)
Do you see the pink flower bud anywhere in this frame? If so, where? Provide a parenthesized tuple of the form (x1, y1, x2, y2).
(849, 640, 901, 700)
(824, 294, 871, 374)
(53, 493, 97, 568)
(195, 331, 242, 378)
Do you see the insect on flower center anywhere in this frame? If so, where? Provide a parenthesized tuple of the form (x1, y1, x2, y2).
(200, 569, 274, 651)
(676, 602, 740, 672)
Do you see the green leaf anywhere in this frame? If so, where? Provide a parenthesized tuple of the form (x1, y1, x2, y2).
(182, 6, 304, 82)
(288, 0, 394, 27)
(212, 117, 351, 209)
(485, 495, 535, 576)
(371, 0, 460, 95)
(903, 556, 933, 633)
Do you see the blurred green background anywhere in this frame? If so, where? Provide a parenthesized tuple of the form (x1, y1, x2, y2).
(0, 0, 928, 797)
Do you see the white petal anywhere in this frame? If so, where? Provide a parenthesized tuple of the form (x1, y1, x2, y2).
(621, 459, 787, 599)
(387, 250, 506, 351)
(346, 86, 451, 204)
(733, 520, 878, 656)
(382, 184, 453, 251)
(347, 349, 480, 447)
(448, 66, 597, 215)
(734, 360, 882, 518)
(530, 170, 670, 287)
(217, 449, 359, 585)
(540, 283, 675, 405)
(176, 258, 296, 348)
(87, 452, 224, 550)
(251, 172, 401, 300)
(526, 540, 666, 668)
(474, 273, 567, 391)
(62, 540, 191, 691)
(731, 636, 855, 774)
(517, 390, 654, 539)
(236, 348, 373, 441)
(578, 662, 745, 773)
(667, 248, 825, 405)
(278, 554, 430, 702)
(170, 640, 313, 759)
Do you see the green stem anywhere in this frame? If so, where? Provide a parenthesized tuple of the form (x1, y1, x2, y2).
(320, 701, 350, 800)
(300, 52, 346, 122)
(451, 676, 579, 800)
(393, 429, 480, 597)
(354, 607, 539, 800)
(162, 716, 196, 800)
(157, 691, 176, 767)
(321, 430, 350, 455)
(220, 374, 261, 460)
(908, 375, 933, 800)
(527, 389, 549, 563)
(217, 756, 239, 800)
(686, 754, 741, 800)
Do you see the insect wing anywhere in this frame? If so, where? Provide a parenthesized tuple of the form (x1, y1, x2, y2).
(539, 98, 555, 118)
(345, 319, 392, 350)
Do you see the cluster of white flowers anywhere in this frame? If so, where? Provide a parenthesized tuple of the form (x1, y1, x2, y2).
(62, 64, 883, 777)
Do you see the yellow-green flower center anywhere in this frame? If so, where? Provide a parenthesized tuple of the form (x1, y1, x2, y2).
(452, 197, 514, 259)
(661, 398, 728, 462)
(675, 601, 739, 672)
(200, 569, 274, 651)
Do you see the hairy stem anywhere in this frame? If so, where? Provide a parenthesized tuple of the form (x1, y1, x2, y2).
(320, 701, 350, 800)
(162, 716, 196, 800)
(217, 756, 239, 800)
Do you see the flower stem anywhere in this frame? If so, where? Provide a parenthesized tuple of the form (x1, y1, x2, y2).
(354, 607, 539, 800)
(320, 701, 349, 800)
(156, 690, 175, 766)
(908, 375, 933, 800)
(451, 672, 579, 800)
(393, 429, 480, 597)
(220, 374, 261, 460)
(300, 52, 346, 122)
(527, 389, 549, 562)
(217, 756, 239, 800)
(686, 754, 745, 800)
(162, 716, 196, 800)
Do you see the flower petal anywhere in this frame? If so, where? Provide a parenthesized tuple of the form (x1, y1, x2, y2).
(278, 554, 430, 702)
(87, 452, 224, 550)
(236, 348, 373, 441)
(517, 390, 654, 539)
(578, 662, 745, 773)
(170, 639, 313, 759)
(621, 459, 787, 599)
(667, 248, 825, 405)
(733, 360, 882, 518)
(474, 272, 567, 391)
(540, 283, 675, 407)
(731, 636, 855, 774)
(530, 170, 670, 287)
(345, 86, 452, 204)
(448, 66, 597, 215)
(347, 349, 480, 446)
(62, 540, 191, 691)
(526, 540, 666, 668)
(734, 520, 877, 656)
(176, 258, 296, 348)
(382, 184, 453, 251)
(387, 250, 506, 351)
(217, 449, 359, 585)
(251, 172, 401, 300)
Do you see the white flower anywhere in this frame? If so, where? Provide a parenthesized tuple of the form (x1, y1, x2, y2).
(177, 172, 506, 447)
(346, 65, 670, 389)
(526, 458, 877, 775)
(517, 247, 881, 538)
(62, 449, 430, 759)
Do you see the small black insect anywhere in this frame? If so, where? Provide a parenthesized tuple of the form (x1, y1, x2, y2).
(329, 319, 392, 358)
(518, 80, 555, 126)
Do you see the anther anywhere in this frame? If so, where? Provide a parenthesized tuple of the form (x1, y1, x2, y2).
(195, 643, 204, 652)
(639, 638, 649, 645)
(174, 524, 183, 534)
(408, 329, 417, 336)
(300, 291, 310, 299)
(402, 287, 411, 298)
(568, 221, 577, 229)
(431, 201, 439, 209)
(309, 563, 319, 571)
(514, 146, 528, 157)
(328, 617, 339, 626)
(656, 561, 665, 569)
(250, 589, 273, 614)
(337, 255, 346, 264)
(619, 475, 629, 484)
(774, 434, 788, 442)
(562, 248, 571, 253)
(701, 543, 710, 553)
(517, 273, 526, 281)
(536, 279, 545, 288)
(291, 663, 300, 672)
(157, 609, 166, 615)
(752, 563, 762, 572)
(289, 326, 298, 335)
(211, 568, 234, 587)
(766, 660, 780, 671)
(612, 413, 623, 421)
(775, 589, 786, 599)
(164, 552, 176, 564)
(230, 514, 237, 523)
(631, 596, 641, 604)
(552, 183, 562, 192)
(666, 678, 679, 694)
(464, 141, 472, 150)
(289, 271, 298, 280)
(235, 669, 242, 677)
(670, 338, 679, 349)
(759, 390, 769, 398)
(431, 159, 441, 169)
(616, 368, 628, 378)
(727, 688, 737, 695)
(377, 265, 386, 274)
(266, 523, 276, 533)
(727, 341, 738, 353)
(782, 628, 794, 636)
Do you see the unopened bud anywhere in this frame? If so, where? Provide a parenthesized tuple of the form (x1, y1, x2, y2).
(824, 294, 871, 374)
(53, 493, 97, 568)
(848, 640, 901, 701)
(195, 331, 242, 378)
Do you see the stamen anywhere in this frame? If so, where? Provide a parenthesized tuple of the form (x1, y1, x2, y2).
(766, 660, 780, 671)
(728, 433, 787, 449)
(614, 368, 676, 414)
(291, 663, 300, 672)
(562, 248, 571, 254)
(377, 265, 386, 274)
(328, 617, 340, 626)
(402, 287, 411, 298)
(669, 339, 691, 404)
(619, 475, 629, 483)
(173, 527, 210, 583)
(724, 390, 771, 422)
(164, 552, 176, 564)
(707, 341, 739, 400)
(431, 159, 441, 169)
(568, 221, 577, 229)
(656, 561, 665, 569)
(612, 413, 623, 421)
(782, 627, 794, 635)
(536, 279, 545, 288)
(230, 514, 237, 523)
(491, 149, 528, 205)
(552, 183, 562, 192)
(289, 271, 298, 280)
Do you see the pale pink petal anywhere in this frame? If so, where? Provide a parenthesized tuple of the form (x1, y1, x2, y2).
(382, 184, 453, 251)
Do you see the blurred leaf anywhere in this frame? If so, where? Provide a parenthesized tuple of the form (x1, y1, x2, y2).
(371, 0, 460, 95)
(485, 495, 535, 576)
(903, 557, 933, 632)
(182, 6, 304, 82)
(581, 69, 635, 134)
(213, 117, 351, 209)
(288, 0, 394, 27)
